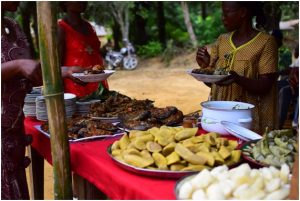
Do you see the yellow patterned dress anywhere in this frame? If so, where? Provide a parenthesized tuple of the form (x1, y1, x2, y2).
(209, 31, 278, 133)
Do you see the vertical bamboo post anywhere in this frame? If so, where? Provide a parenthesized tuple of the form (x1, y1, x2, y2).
(36, 2, 73, 199)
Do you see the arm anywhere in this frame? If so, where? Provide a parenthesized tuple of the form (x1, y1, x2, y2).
(234, 72, 278, 96)
(2, 59, 43, 86)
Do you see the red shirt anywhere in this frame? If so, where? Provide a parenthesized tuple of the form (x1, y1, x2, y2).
(58, 19, 108, 98)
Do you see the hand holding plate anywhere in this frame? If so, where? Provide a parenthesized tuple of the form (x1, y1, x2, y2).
(61, 66, 88, 86)
(215, 70, 238, 86)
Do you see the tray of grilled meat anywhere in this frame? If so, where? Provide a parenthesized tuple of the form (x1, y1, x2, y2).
(37, 115, 126, 142)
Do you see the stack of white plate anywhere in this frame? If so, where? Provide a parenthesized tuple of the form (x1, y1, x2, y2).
(76, 99, 101, 115)
(36, 93, 77, 121)
(23, 87, 42, 118)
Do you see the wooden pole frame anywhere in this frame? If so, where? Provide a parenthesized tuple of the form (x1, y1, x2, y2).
(36, 2, 73, 199)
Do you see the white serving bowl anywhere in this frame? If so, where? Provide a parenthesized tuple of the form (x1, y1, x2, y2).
(200, 101, 255, 135)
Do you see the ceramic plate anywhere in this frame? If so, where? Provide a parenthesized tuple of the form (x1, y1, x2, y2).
(72, 70, 115, 82)
(187, 69, 230, 83)
(220, 121, 262, 141)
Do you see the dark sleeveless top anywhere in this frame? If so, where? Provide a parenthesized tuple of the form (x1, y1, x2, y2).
(1, 16, 32, 200)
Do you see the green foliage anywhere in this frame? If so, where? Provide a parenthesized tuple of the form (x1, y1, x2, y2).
(136, 41, 163, 58)
(193, 10, 225, 46)
(165, 23, 189, 46)
(278, 46, 292, 71)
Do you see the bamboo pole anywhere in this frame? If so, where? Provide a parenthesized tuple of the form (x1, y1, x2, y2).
(36, 2, 73, 199)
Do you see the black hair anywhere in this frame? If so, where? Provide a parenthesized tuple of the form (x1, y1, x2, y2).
(271, 29, 283, 48)
(59, 2, 67, 12)
(236, 1, 266, 29)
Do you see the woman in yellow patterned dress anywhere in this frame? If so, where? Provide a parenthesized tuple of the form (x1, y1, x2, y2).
(196, 2, 278, 134)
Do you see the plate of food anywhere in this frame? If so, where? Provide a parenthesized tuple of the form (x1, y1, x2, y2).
(72, 68, 115, 82)
(240, 129, 297, 169)
(36, 117, 125, 142)
(187, 68, 230, 83)
(107, 127, 242, 179)
(175, 163, 292, 200)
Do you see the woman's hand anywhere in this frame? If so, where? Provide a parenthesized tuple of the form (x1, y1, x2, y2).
(196, 46, 210, 68)
(18, 59, 43, 86)
(215, 71, 239, 86)
(61, 66, 88, 86)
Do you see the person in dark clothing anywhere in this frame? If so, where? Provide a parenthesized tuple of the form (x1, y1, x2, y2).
(1, 1, 43, 199)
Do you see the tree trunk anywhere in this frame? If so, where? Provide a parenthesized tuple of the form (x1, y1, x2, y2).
(157, 2, 166, 47)
(109, 3, 129, 42)
(181, 1, 197, 48)
(112, 19, 121, 50)
(36, 2, 73, 199)
(132, 2, 148, 45)
(201, 2, 207, 19)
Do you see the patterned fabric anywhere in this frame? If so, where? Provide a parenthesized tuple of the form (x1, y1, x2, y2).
(1, 17, 32, 200)
(209, 31, 278, 133)
(58, 19, 108, 98)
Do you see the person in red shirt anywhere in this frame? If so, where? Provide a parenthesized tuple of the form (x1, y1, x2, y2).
(58, 2, 109, 100)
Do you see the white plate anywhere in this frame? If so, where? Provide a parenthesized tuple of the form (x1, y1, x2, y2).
(221, 121, 262, 141)
(72, 70, 115, 82)
(34, 125, 125, 142)
(187, 69, 230, 83)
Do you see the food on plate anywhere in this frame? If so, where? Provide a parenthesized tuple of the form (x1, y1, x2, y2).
(83, 64, 105, 74)
(192, 67, 229, 75)
(89, 91, 184, 130)
(242, 129, 297, 168)
(177, 163, 291, 200)
(89, 91, 152, 118)
(110, 128, 241, 171)
(41, 115, 122, 140)
(119, 107, 184, 130)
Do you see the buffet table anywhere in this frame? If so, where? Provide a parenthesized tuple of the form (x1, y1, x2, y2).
(24, 117, 189, 200)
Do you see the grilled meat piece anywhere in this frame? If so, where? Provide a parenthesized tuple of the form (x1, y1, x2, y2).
(118, 110, 151, 121)
(122, 120, 161, 131)
(150, 106, 178, 120)
(161, 110, 183, 126)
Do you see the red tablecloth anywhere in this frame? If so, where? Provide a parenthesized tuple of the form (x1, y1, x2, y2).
(24, 118, 177, 199)
(24, 117, 241, 199)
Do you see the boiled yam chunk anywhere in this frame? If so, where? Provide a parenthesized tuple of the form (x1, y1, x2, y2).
(152, 152, 168, 170)
(123, 148, 140, 156)
(166, 151, 181, 165)
(175, 143, 206, 165)
(218, 146, 231, 160)
(227, 140, 238, 150)
(212, 151, 225, 164)
(196, 152, 215, 167)
(119, 134, 130, 150)
(170, 164, 186, 171)
(123, 154, 154, 168)
(146, 141, 162, 152)
(174, 128, 197, 141)
(230, 150, 242, 164)
(162, 142, 176, 156)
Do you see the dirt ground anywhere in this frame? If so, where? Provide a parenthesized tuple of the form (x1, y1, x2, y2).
(26, 51, 211, 199)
